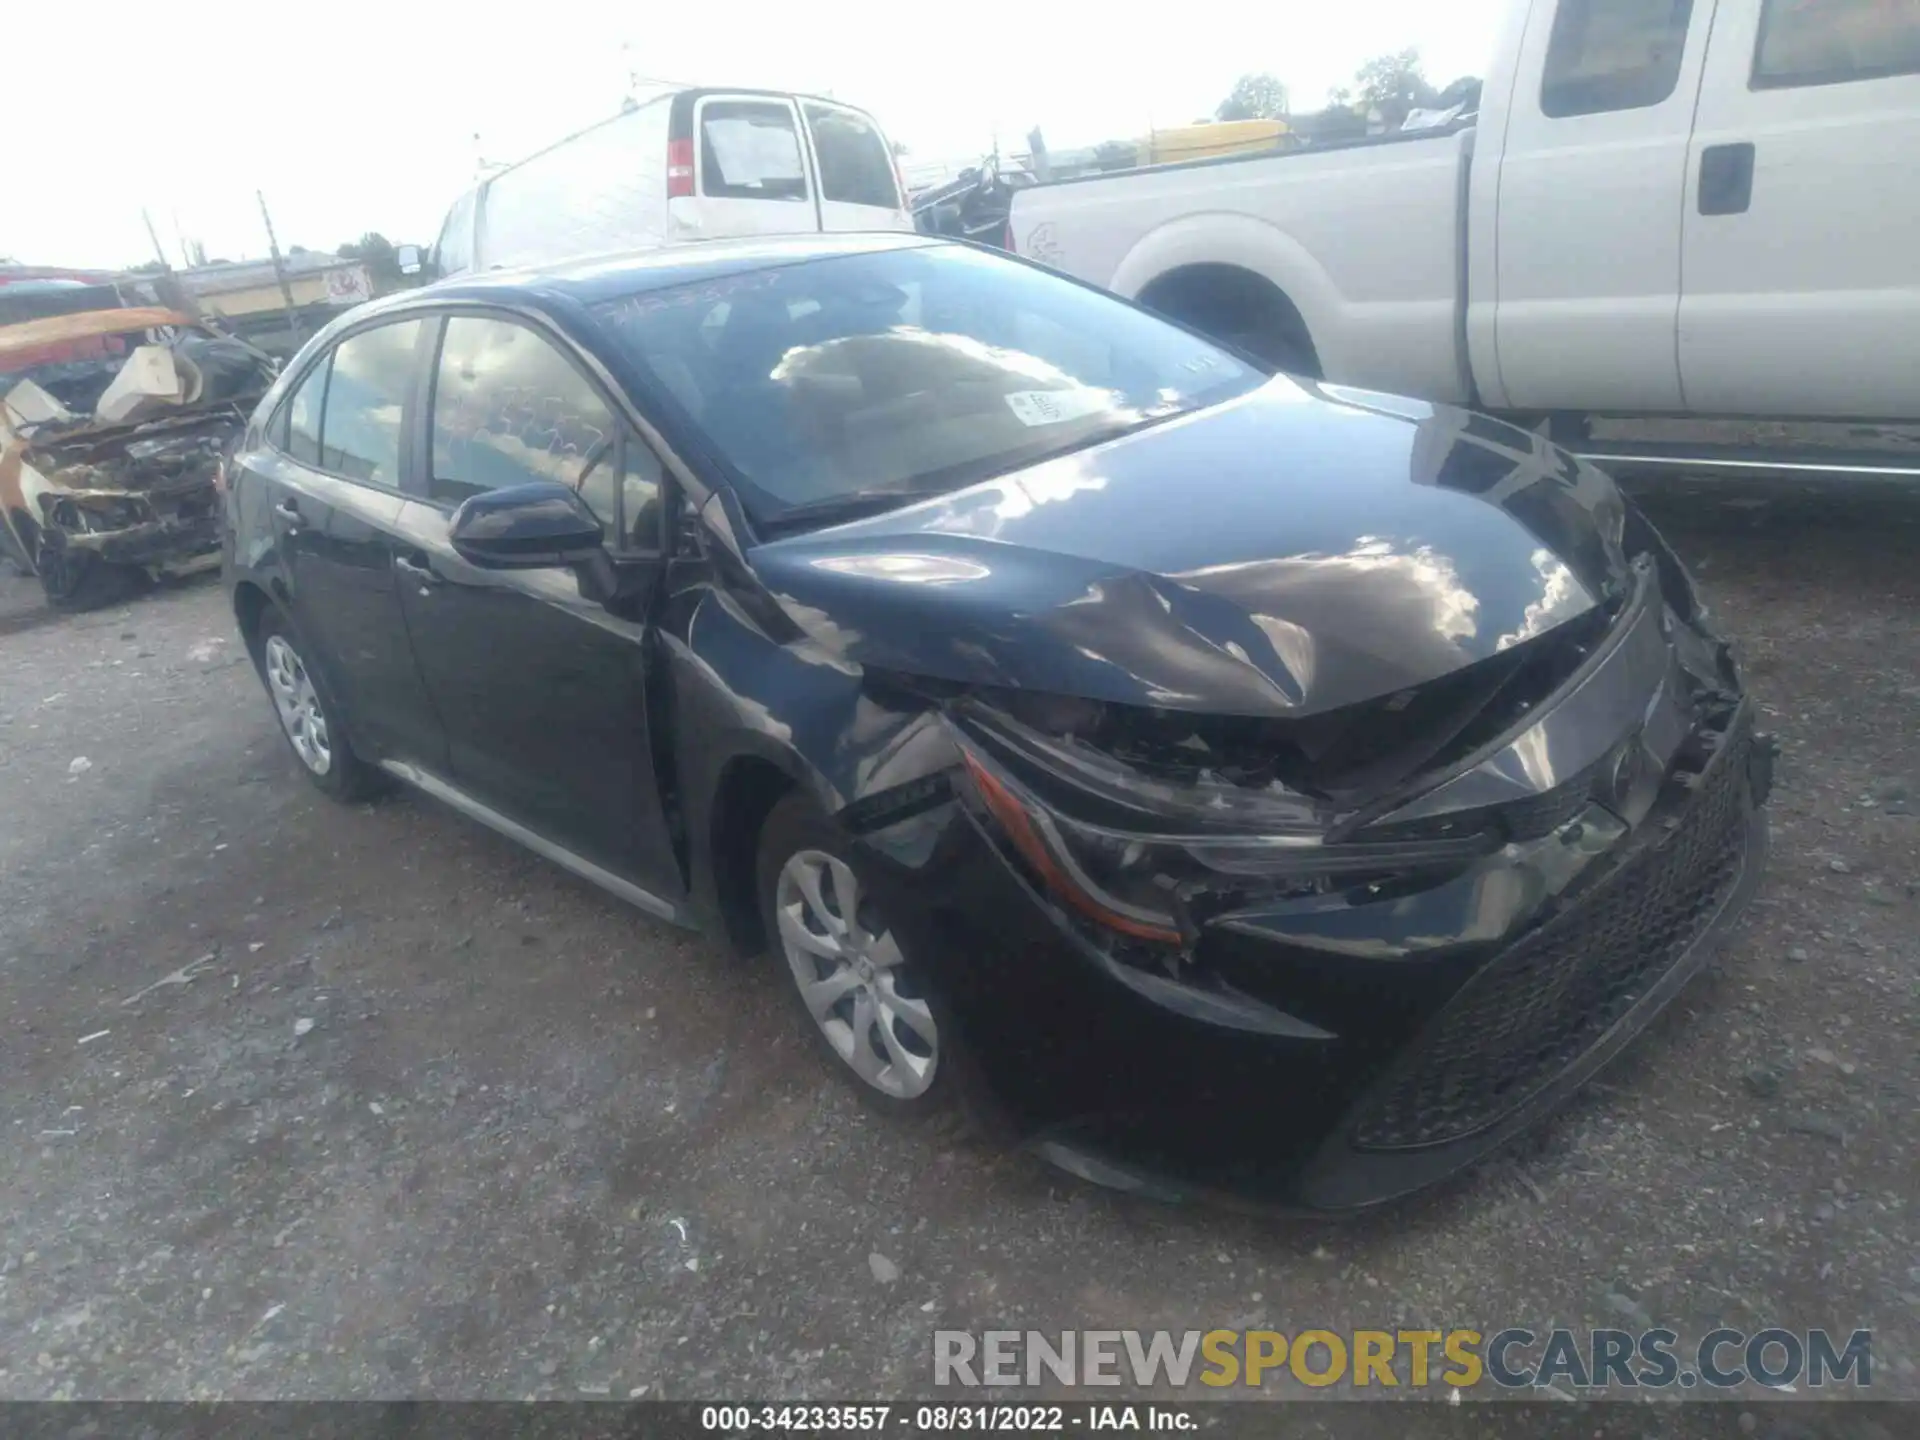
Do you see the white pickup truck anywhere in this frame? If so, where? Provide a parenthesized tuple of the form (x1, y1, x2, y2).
(1012, 0, 1920, 474)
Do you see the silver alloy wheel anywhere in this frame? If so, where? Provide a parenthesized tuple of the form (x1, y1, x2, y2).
(263, 633, 333, 776)
(775, 848, 938, 1099)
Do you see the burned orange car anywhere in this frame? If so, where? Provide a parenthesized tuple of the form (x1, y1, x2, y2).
(1, 308, 276, 608)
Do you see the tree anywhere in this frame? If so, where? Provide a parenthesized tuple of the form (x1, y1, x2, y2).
(337, 232, 404, 292)
(1092, 140, 1139, 172)
(1216, 73, 1290, 122)
(1352, 47, 1439, 127)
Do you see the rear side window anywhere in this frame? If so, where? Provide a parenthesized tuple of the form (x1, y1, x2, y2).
(429, 316, 618, 519)
(1541, 0, 1695, 117)
(318, 320, 423, 486)
(804, 104, 900, 209)
(699, 101, 808, 201)
(1753, 0, 1920, 88)
(280, 357, 328, 466)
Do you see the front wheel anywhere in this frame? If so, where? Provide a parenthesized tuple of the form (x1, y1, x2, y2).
(756, 792, 973, 1131)
(33, 527, 140, 611)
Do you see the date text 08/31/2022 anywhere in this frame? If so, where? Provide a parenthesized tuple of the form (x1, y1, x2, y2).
(700, 1406, 1192, 1432)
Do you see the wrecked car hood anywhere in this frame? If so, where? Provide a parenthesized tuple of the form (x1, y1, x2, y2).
(746, 379, 1632, 719)
(0, 306, 198, 368)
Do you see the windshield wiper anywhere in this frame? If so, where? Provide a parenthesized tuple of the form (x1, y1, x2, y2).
(755, 485, 952, 537)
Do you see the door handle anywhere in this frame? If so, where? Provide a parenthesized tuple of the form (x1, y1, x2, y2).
(273, 499, 302, 529)
(1698, 142, 1755, 216)
(394, 553, 440, 592)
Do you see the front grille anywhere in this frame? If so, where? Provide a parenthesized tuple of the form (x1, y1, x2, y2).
(1496, 757, 1606, 841)
(1358, 756, 1604, 847)
(1350, 713, 1753, 1151)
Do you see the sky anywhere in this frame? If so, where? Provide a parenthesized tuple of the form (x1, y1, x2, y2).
(6, 0, 1507, 271)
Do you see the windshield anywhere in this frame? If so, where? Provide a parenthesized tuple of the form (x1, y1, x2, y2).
(591, 243, 1263, 527)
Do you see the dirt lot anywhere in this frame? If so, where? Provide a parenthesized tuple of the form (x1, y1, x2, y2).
(0, 480, 1915, 1406)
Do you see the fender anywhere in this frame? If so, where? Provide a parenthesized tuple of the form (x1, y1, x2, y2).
(670, 582, 965, 935)
(1109, 211, 1346, 374)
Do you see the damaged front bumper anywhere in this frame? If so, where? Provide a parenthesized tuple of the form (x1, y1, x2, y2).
(853, 543, 1772, 1211)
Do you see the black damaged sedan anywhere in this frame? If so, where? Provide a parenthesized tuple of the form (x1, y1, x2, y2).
(222, 234, 1770, 1210)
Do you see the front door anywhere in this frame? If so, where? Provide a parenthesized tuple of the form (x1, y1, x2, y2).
(800, 100, 913, 233)
(253, 319, 446, 768)
(1491, 0, 1710, 412)
(393, 312, 682, 896)
(1678, 0, 1920, 417)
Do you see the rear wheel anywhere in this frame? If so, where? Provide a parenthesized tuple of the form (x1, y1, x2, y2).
(252, 606, 386, 801)
(756, 792, 973, 1132)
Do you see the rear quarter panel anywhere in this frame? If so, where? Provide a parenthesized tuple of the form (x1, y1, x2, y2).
(1011, 135, 1473, 403)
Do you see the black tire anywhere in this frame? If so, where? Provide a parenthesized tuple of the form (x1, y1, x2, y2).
(251, 604, 388, 802)
(755, 790, 977, 1136)
(32, 526, 142, 611)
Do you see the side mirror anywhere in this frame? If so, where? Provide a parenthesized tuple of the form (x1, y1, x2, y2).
(448, 482, 605, 568)
(395, 244, 424, 276)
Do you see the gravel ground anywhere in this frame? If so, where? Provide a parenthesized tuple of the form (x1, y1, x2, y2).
(0, 480, 1915, 1405)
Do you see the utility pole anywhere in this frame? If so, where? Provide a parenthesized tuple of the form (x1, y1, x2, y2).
(136, 209, 205, 318)
(141, 210, 171, 270)
(256, 189, 305, 349)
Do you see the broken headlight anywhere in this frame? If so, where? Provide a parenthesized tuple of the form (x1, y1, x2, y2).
(950, 698, 1499, 949)
(47, 494, 150, 533)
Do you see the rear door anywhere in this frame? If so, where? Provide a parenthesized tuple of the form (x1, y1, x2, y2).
(799, 100, 912, 232)
(251, 318, 447, 767)
(389, 309, 683, 896)
(679, 94, 819, 238)
(1491, 0, 1710, 411)
(1678, 0, 1920, 417)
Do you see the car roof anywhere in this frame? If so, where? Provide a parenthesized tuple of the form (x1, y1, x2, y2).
(400, 233, 945, 313)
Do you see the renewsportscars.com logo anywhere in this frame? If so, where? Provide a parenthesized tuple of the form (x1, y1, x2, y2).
(933, 1328, 1873, 1392)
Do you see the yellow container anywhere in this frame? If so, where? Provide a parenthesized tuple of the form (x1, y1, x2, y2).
(1139, 119, 1290, 166)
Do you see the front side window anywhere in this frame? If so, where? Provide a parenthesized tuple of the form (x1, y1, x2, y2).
(429, 316, 618, 522)
(617, 435, 666, 549)
(592, 243, 1262, 528)
(1541, 0, 1695, 117)
(318, 319, 422, 485)
(699, 101, 808, 201)
(804, 104, 900, 209)
(280, 356, 328, 466)
(1754, 0, 1920, 88)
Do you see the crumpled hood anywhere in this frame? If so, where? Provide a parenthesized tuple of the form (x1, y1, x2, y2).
(745, 378, 1632, 719)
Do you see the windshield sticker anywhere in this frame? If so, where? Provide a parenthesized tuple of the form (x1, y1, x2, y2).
(1003, 388, 1111, 427)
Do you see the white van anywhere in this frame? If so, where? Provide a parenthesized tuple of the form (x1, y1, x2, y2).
(431, 88, 913, 277)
